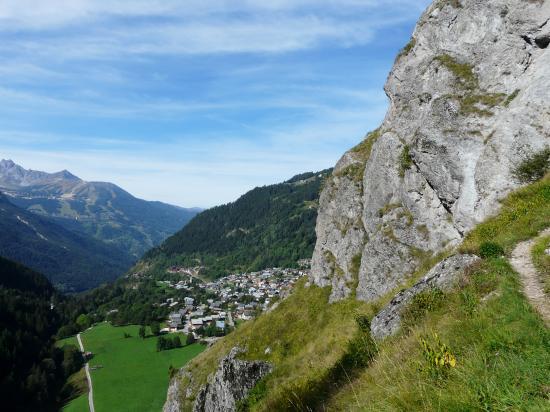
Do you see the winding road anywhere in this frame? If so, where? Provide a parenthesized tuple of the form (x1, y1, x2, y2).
(77, 333, 95, 412)
(510, 228, 550, 327)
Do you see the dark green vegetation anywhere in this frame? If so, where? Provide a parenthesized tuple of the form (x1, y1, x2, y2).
(157, 334, 183, 351)
(0, 257, 84, 411)
(512, 147, 550, 183)
(0, 193, 132, 292)
(55, 280, 171, 333)
(61, 324, 205, 412)
(179, 175, 550, 411)
(399, 145, 413, 177)
(0, 160, 199, 259)
(143, 170, 331, 279)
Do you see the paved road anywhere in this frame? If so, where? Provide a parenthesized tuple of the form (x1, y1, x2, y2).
(510, 228, 550, 327)
(77, 333, 95, 412)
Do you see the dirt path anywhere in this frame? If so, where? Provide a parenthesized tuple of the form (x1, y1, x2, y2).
(77, 333, 95, 412)
(510, 229, 550, 327)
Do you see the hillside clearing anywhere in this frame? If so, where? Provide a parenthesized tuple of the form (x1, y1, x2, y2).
(60, 324, 205, 412)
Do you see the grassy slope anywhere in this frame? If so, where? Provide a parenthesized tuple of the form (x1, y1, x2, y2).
(178, 281, 374, 411)
(177, 176, 550, 411)
(63, 392, 88, 412)
(61, 324, 205, 412)
(61, 368, 89, 412)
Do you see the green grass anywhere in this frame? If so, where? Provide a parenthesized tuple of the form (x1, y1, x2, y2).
(66, 323, 205, 412)
(57, 334, 80, 348)
(177, 175, 550, 411)
(326, 176, 550, 411)
(396, 38, 416, 61)
(63, 392, 89, 412)
(61, 368, 89, 412)
(177, 280, 374, 411)
(532, 235, 550, 293)
(461, 174, 550, 255)
(459, 93, 507, 117)
(434, 54, 477, 90)
(328, 257, 550, 411)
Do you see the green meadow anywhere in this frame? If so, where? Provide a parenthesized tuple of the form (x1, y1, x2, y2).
(60, 323, 205, 412)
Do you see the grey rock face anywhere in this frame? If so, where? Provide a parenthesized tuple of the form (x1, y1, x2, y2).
(370, 254, 480, 340)
(192, 348, 272, 412)
(311, 0, 550, 302)
(163, 369, 189, 412)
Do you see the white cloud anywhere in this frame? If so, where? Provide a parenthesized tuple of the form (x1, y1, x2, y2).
(0, 87, 387, 207)
(0, 0, 431, 206)
(0, 1, 430, 30)
(0, 1, 431, 58)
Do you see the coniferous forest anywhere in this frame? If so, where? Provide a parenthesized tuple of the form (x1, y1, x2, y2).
(144, 170, 332, 278)
(0, 257, 83, 412)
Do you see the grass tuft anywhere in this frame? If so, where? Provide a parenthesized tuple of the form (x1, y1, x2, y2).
(336, 128, 382, 183)
(396, 38, 416, 61)
(478, 242, 504, 259)
(512, 147, 550, 183)
(399, 145, 413, 177)
(435, 54, 477, 90)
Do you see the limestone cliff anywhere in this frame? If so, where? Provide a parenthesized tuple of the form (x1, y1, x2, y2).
(311, 0, 550, 303)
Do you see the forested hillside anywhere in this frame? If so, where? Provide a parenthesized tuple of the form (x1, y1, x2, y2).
(0, 192, 133, 291)
(0, 257, 83, 411)
(142, 170, 331, 279)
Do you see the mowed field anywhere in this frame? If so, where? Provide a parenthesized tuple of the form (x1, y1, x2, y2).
(60, 323, 205, 412)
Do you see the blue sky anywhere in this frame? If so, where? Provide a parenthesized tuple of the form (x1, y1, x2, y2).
(0, 0, 431, 207)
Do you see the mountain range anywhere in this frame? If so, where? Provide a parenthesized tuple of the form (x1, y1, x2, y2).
(0, 192, 134, 291)
(0, 159, 200, 259)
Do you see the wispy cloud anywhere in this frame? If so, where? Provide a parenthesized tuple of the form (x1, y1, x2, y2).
(0, 0, 432, 205)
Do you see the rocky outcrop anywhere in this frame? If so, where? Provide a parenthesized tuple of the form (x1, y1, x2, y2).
(370, 254, 480, 339)
(164, 369, 189, 412)
(311, 0, 550, 303)
(192, 348, 272, 412)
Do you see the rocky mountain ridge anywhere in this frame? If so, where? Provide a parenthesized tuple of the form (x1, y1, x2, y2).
(310, 0, 550, 303)
(0, 159, 200, 258)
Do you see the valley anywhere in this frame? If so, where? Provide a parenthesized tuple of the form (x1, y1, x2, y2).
(1, 0, 549, 411)
(59, 324, 205, 412)
(0, 159, 200, 260)
(0, 160, 200, 291)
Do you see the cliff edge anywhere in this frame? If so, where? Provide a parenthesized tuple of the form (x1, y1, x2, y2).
(311, 0, 550, 302)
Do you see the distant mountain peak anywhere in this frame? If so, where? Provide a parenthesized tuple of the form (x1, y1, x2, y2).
(0, 159, 200, 262)
(54, 169, 80, 180)
(0, 159, 16, 168)
(0, 159, 85, 189)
